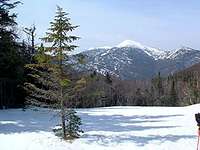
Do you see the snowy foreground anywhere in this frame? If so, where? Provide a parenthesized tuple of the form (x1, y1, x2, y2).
(0, 105, 200, 150)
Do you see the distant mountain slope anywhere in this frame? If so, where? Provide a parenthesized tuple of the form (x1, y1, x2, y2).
(175, 62, 200, 75)
(71, 40, 200, 80)
(80, 46, 156, 79)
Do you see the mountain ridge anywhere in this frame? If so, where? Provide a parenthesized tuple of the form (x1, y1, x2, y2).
(87, 40, 170, 60)
(71, 40, 200, 80)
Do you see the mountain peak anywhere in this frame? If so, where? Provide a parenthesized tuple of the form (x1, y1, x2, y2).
(180, 46, 194, 51)
(117, 40, 145, 49)
(116, 40, 168, 60)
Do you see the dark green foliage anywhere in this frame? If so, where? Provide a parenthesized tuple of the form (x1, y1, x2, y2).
(0, 0, 24, 79)
(169, 79, 178, 106)
(156, 72, 164, 97)
(53, 109, 83, 139)
(0, 0, 20, 28)
(42, 6, 79, 57)
(65, 109, 83, 138)
(23, 64, 200, 108)
(34, 43, 51, 64)
(42, 6, 81, 139)
(105, 72, 112, 84)
(0, 0, 30, 108)
(24, 64, 60, 107)
(0, 79, 17, 108)
(68, 73, 115, 108)
(134, 88, 144, 106)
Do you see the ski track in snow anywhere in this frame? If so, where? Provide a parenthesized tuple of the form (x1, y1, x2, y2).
(0, 105, 199, 150)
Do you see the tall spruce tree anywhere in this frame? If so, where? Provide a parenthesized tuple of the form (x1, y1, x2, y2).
(42, 6, 81, 139)
(24, 42, 59, 107)
(0, 0, 28, 108)
(0, 0, 23, 79)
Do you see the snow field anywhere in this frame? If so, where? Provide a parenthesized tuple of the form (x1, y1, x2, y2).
(0, 104, 199, 150)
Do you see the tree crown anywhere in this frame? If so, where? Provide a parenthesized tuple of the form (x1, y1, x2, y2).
(42, 6, 80, 57)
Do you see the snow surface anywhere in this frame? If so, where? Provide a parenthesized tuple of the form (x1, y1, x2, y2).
(117, 40, 146, 49)
(0, 105, 200, 150)
(166, 47, 196, 59)
(116, 40, 169, 60)
(88, 46, 112, 51)
(87, 40, 169, 60)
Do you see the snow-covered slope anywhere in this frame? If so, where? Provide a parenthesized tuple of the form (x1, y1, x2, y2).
(167, 47, 198, 59)
(88, 40, 169, 60)
(73, 40, 168, 79)
(116, 40, 168, 60)
(71, 41, 200, 79)
(80, 45, 156, 79)
(0, 105, 199, 150)
(162, 47, 200, 73)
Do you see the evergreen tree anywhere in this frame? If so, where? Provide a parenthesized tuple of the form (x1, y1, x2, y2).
(169, 79, 178, 106)
(42, 6, 82, 139)
(105, 72, 112, 84)
(24, 63, 60, 107)
(65, 109, 83, 138)
(135, 88, 144, 106)
(105, 72, 116, 106)
(34, 43, 51, 64)
(0, 0, 23, 79)
(24, 43, 59, 107)
(0, 0, 28, 108)
(157, 72, 164, 97)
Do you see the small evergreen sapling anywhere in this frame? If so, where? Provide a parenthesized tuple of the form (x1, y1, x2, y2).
(65, 109, 83, 138)
(53, 109, 84, 139)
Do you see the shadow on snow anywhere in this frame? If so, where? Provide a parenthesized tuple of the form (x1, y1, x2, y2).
(0, 108, 195, 146)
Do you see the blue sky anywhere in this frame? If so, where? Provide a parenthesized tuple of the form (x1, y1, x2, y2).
(16, 0, 200, 52)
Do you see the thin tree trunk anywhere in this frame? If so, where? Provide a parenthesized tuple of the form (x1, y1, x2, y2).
(61, 86, 66, 138)
(31, 32, 35, 55)
(59, 41, 66, 138)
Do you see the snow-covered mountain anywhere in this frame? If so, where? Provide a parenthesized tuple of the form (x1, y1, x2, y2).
(71, 40, 200, 79)
(116, 40, 169, 60)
